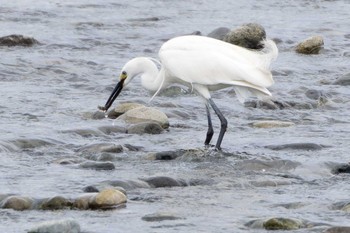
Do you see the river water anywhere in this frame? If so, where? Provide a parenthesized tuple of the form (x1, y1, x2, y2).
(1, 0, 350, 232)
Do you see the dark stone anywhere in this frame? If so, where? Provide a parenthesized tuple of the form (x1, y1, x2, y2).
(142, 212, 183, 222)
(332, 163, 350, 174)
(0, 34, 39, 47)
(142, 176, 185, 188)
(153, 150, 183, 160)
(207, 27, 230, 40)
(83, 186, 99, 193)
(266, 143, 326, 151)
(123, 144, 143, 151)
(79, 161, 115, 170)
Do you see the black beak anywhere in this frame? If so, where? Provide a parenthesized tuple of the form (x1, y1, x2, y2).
(98, 79, 125, 112)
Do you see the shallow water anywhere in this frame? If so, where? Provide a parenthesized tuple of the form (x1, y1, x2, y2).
(1, 0, 350, 232)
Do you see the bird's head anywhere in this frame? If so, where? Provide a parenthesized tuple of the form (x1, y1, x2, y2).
(98, 57, 156, 112)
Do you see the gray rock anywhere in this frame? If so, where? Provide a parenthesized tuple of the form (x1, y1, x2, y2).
(266, 143, 326, 151)
(207, 27, 230, 40)
(28, 219, 80, 233)
(296, 35, 324, 54)
(78, 143, 123, 154)
(0, 34, 39, 47)
(127, 122, 163, 134)
(142, 176, 186, 188)
(333, 73, 350, 86)
(245, 217, 308, 230)
(79, 161, 115, 170)
(142, 212, 183, 222)
(223, 23, 266, 49)
(98, 125, 126, 134)
(332, 163, 350, 174)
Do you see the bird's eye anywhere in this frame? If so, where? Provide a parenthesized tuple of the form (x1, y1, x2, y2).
(122, 71, 127, 75)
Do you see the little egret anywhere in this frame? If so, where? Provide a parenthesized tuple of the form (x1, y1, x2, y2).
(99, 35, 278, 150)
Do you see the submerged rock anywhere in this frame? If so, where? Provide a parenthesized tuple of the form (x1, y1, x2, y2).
(223, 23, 266, 49)
(28, 219, 80, 233)
(142, 176, 186, 188)
(324, 226, 350, 233)
(332, 163, 350, 174)
(0, 34, 39, 47)
(333, 73, 350, 86)
(295, 35, 324, 54)
(142, 212, 183, 222)
(266, 143, 326, 151)
(250, 120, 295, 128)
(119, 106, 169, 128)
(246, 217, 308, 230)
(77, 143, 123, 154)
(78, 161, 115, 170)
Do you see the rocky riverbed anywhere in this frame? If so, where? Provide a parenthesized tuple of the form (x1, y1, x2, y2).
(1, 0, 350, 232)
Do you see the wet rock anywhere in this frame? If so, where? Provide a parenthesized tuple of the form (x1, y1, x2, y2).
(73, 194, 94, 210)
(223, 23, 266, 49)
(39, 196, 72, 210)
(142, 176, 186, 188)
(207, 27, 230, 40)
(324, 226, 350, 233)
(244, 99, 290, 110)
(0, 34, 39, 47)
(83, 186, 99, 193)
(78, 143, 123, 154)
(249, 180, 292, 187)
(98, 125, 126, 134)
(123, 144, 143, 151)
(266, 143, 326, 151)
(28, 219, 80, 233)
(119, 106, 169, 128)
(53, 157, 82, 165)
(263, 218, 305, 230)
(333, 73, 350, 86)
(78, 161, 115, 170)
(106, 179, 151, 190)
(127, 122, 164, 134)
(250, 120, 295, 128)
(332, 163, 350, 174)
(246, 218, 307, 230)
(142, 212, 183, 222)
(89, 188, 127, 209)
(147, 150, 184, 160)
(91, 110, 106, 119)
(296, 35, 324, 54)
(108, 102, 145, 119)
(10, 138, 54, 149)
(305, 89, 326, 100)
(1, 196, 33, 210)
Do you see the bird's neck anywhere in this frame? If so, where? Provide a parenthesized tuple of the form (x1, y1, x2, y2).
(139, 58, 164, 93)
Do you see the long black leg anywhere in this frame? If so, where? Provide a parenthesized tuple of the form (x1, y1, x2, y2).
(204, 103, 214, 146)
(208, 98, 227, 150)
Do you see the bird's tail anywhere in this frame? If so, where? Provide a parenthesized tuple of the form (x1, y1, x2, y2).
(258, 39, 278, 69)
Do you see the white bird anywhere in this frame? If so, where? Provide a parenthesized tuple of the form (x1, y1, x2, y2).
(99, 35, 278, 150)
